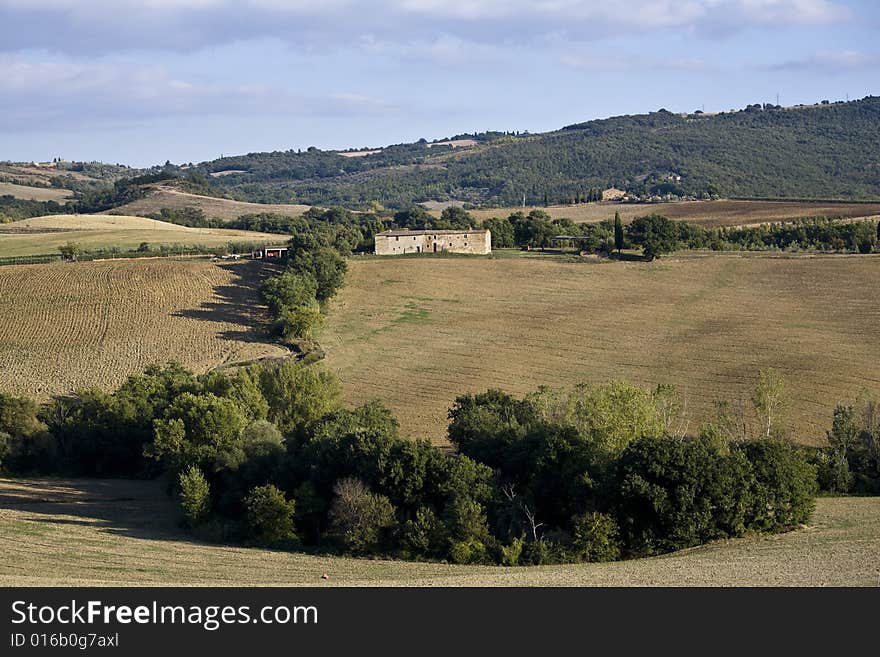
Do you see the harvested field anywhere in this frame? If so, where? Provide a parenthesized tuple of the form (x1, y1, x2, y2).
(0, 259, 288, 398)
(456, 199, 880, 228)
(0, 214, 286, 257)
(0, 182, 73, 202)
(1, 477, 876, 586)
(337, 150, 382, 158)
(323, 252, 880, 445)
(108, 186, 311, 221)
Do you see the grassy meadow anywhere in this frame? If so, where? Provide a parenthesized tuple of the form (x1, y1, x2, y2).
(0, 214, 288, 257)
(323, 252, 880, 445)
(1, 477, 876, 586)
(0, 259, 288, 399)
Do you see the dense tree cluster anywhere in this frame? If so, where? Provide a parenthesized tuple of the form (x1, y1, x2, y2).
(256, 208, 380, 343)
(811, 399, 880, 495)
(0, 368, 828, 564)
(73, 172, 178, 213)
(0, 196, 68, 223)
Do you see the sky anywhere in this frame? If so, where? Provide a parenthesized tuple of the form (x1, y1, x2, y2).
(1, 0, 878, 167)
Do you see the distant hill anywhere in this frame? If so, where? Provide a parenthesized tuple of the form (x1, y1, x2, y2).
(187, 97, 880, 208)
(106, 185, 311, 221)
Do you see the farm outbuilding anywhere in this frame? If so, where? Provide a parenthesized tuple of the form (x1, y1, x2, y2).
(253, 246, 289, 259)
(374, 229, 491, 255)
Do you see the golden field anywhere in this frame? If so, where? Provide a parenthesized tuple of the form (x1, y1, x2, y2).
(323, 252, 880, 445)
(0, 214, 287, 258)
(0, 259, 288, 398)
(1, 478, 876, 586)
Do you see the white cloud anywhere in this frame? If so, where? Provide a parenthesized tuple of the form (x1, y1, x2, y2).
(0, 53, 393, 131)
(561, 53, 710, 73)
(769, 49, 880, 72)
(0, 1, 853, 54)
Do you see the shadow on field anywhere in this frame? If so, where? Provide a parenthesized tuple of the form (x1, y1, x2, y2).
(173, 260, 280, 344)
(0, 477, 189, 543)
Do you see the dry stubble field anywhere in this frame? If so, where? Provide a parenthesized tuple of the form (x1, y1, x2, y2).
(0, 182, 73, 202)
(323, 252, 880, 445)
(0, 214, 287, 258)
(1, 477, 877, 586)
(108, 186, 312, 222)
(0, 259, 287, 399)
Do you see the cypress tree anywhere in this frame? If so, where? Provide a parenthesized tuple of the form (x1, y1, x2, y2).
(614, 212, 624, 254)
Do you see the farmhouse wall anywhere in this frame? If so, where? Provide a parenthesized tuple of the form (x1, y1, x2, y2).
(374, 229, 491, 255)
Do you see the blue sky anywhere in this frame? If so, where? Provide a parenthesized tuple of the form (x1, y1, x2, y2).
(1, 0, 878, 167)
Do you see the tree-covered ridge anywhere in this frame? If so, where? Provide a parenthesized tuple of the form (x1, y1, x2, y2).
(188, 97, 880, 208)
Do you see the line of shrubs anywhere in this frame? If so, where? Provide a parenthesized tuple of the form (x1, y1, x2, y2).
(3, 364, 856, 566)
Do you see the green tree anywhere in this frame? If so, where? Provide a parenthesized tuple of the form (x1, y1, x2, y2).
(179, 465, 211, 526)
(245, 484, 297, 545)
(613, 212, 624, 254)
(511, 210, 555, 249)
(260, 271, 318, 316)
(147, 392, 248, 474)
(483, 217, 515, 248)
(626, 214, 679, 260)
(276, 303, 323, 341)
(258, 361, 342, 436)
(571, 512, 621, 562)
(439, 206, 476, 229)
(287, 246, 347, 302)
(58, 241, 81, 261)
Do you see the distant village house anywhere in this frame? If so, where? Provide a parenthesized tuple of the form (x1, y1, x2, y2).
(374, 229, 491, 255)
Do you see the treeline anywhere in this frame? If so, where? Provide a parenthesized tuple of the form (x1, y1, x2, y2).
(4, 366, 874, 564)
(48, 240, 273, 264)
(73, 172, 177, 213)
(479, 210, 880, 258)
(0, 196, 69, 223)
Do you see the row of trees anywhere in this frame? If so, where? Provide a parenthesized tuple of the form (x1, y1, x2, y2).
(1, 364, 849, 565)
(0, 196, 68, 223)
(257, 209, 359, 343)
(482, 210, 880, 259)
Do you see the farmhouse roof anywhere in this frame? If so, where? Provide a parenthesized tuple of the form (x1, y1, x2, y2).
(377, 229, 490, 237)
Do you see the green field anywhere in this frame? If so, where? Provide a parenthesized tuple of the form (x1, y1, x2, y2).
(1, 478, 876, 586)
(323, 252, 880, 445)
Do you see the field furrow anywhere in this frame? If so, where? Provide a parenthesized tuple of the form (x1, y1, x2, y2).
(0, 259, 288, 397)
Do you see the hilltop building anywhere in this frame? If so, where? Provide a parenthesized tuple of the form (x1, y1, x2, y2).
(374, 229, 491, 256)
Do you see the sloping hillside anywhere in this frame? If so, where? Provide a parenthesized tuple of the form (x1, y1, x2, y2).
(106, 185, 312, 221)
(192, 97, 880, 208)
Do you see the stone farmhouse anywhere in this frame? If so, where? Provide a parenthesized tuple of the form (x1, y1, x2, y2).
(374, 229, 491, 255)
